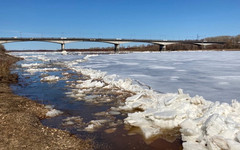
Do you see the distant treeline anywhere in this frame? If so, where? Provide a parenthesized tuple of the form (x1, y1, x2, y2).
(164, 35, 240, 51)
(203, 35, 240, 50)
(3, 35, 240, 52)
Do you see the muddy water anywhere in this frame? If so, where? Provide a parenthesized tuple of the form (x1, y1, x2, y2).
(11, 54, 182, 150)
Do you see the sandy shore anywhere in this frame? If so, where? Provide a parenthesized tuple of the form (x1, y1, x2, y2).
(0, 52, 93, 150)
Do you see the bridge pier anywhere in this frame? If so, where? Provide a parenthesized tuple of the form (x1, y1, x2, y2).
(114, 44, 120, 53)
(202, 45, 206, 49)
(159, 44, 166, 51)
(197, 45, 202, 50)
(61, 43, 65, 51)
(196, 44, 206, 50)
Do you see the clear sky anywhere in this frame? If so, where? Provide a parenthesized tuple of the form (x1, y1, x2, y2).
(1, 0, 240, 50)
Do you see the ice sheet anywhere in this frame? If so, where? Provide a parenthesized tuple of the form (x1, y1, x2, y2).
(79, 51, 240, 102)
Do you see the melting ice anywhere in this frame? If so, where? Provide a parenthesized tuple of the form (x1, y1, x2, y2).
(10, 51, 240, 150)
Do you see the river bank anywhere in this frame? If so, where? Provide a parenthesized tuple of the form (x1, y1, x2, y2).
(0, 52, 93, 150)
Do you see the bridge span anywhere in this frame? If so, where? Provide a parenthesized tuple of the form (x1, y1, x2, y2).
(0, 37, 225, 52)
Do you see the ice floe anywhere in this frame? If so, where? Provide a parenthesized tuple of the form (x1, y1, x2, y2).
(21, 63, 42, 68)
(62, 116, 84, 127)
(84, 119, 108, 132)
(45, 105, 63, 117)
(61, 112, 122, 134)
(41, 75, 60, 82)
(25, 68, 60, 74)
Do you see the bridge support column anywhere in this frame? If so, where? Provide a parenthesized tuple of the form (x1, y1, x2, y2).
(203, 45, 206, 49)
(114, 44, 120, 53)
(197, 45, 206, 50)
(159, 44, 166, 51)
(197, 45, 202, 50)
(61, 43, 65, 51)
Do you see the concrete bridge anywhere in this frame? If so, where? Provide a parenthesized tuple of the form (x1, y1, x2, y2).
(0, 37, 225, 52)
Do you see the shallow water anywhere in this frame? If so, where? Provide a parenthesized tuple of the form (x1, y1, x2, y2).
(10, 51, 240, 149)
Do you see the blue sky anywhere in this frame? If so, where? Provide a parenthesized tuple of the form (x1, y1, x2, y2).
(0, 0, 240, 50)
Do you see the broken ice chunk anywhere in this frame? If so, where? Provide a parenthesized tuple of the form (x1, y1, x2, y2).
(46, 109, 63, 117)
(41, 75, 60, 82)
(153, 110, 177, 120)
(164, 95, 178, 106)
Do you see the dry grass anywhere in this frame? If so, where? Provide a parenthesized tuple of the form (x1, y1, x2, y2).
(0, 52, 20, 83)
(0, 44, 5, 53)
(0, 61, 17, 83)
(0, 63, 9, 77)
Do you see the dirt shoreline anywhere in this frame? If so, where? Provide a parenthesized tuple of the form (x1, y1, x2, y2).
(0, 52, 93, 150)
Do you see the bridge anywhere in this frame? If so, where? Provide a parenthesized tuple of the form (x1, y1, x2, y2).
(0, 37, 225, 52)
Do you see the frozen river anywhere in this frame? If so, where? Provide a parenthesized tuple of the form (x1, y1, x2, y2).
(10, 51, 240, 150)
(81, 51, 240, 103)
